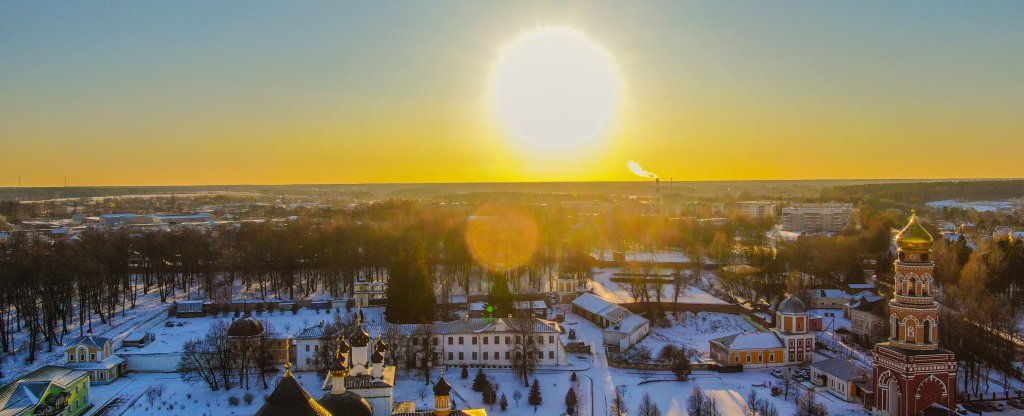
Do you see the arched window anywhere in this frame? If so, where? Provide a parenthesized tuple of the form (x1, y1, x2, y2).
(924, 320, 932, 344)
(891, 316, 900, 341)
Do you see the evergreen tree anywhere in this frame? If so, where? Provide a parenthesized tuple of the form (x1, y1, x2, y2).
(461, 365, 469, 379)
(570, 371, 578, 382)
(489, 273, 514, 316)
(385, 236, 436, 323)
(564, 386, 578, 415)
(482, 382, 496, 407)
(528, 378, 542, 409)
(499, 393, 509, 411)
(472, 369, 488, 392)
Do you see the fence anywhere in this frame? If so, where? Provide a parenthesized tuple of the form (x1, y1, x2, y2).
(623, 302, 772, 329)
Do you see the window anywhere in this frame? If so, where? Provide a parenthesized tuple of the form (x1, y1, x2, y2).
(757, 352, 763, 362)
(305, 345, 310, 351)
(924, 320, 932, 343)
(549, 351, 554, 359)
(495, 336, 500, 344)
(314, 345, 318, 352)
(483, 337, 489, 345)
(432, 338, 438, 345)
(458, 337, 464, 345)
(459, 352, 464, 360)
(549, 336, 554, 343)
(505, 336, 511, 344)
(472, 337, 477, 345)
(472, 352, 477, 360)
(448, 337, 453, 345)
(448, 352, 454, 360)
(505, 351, 510, 360)
(484, 352, 489, 360)
(90, 353, 96, 361)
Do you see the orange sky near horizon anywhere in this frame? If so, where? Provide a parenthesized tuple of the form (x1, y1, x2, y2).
(2, 2, 1022, 187)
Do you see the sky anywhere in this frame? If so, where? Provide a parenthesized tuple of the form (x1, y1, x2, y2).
(1, 1, 1022, 186)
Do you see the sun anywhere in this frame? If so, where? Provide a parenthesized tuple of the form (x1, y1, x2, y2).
(491, 27, 621, 150)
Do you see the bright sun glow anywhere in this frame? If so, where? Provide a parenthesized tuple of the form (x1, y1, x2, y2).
(492, 27, 621, 150)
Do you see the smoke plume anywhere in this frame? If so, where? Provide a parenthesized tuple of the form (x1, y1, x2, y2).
(628, 160, 658, 179)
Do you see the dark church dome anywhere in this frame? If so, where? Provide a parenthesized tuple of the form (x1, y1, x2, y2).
(777, 296, 807, 315)
(228, 317, 264, 337)
(317, 391, 373, 416)
(433, 375, 452, 396)
(348, 326, 370, 347)
(255, 371, 331, 416)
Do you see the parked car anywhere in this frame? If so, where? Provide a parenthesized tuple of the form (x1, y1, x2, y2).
(994, 402, 1006, 411)
(771, 369, 784, 378)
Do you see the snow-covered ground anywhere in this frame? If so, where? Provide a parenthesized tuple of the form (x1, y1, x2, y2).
(590, 268, 727, 305)
(120, 307, 383, 355)
(87, 307, 873, 416)
(927, 199, 1019, 212)
(592, 250, 696, 263)
(630, 312, 760, 358)
(0, 288, 184, 385)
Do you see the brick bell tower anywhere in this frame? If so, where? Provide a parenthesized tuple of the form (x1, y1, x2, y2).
(873, 210, 956, 416)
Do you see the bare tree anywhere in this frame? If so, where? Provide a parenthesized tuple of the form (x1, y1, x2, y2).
(508, 318, 541, 386)
(179, 320, 233, 391)
(411, 323, 438, 384)
(610, 386, 628, 416)
(638, 392, 662, 416)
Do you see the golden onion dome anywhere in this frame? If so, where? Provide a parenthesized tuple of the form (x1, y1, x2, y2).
(895, 210, 934, 251)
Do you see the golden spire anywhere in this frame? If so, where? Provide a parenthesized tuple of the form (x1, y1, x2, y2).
(895, 209, 934, 251)
(284, 337, 293, 376)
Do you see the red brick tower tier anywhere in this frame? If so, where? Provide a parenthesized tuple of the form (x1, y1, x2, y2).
(872, 210, 956, 416)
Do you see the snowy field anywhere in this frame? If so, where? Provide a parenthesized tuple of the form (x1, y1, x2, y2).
(590, 268, 727, 305)
(592, 250, 695, 263)
(630, 312, 761, 358)
(91, 370, 326, 416)
(927, 199, 1019, 212)
(121, 307, 384, 355)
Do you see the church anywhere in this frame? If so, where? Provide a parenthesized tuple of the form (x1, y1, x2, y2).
(255, 323, 487, 416)
(709, 294, 816, 368)
(872, 210, 957, 416)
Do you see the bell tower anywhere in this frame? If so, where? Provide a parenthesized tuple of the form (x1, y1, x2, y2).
(889, 210, 940, 350)
(872, 210, 956, 416)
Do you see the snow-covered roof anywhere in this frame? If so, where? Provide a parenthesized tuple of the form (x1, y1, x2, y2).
(64, 355, 125, 371)
(65, 334, 111, 351)
(0, 366, 89, 415)
(514, 300, 547, 310)
(810, 289, 850, 299)
(175, 300, 205, 314)
(295, 321, 328, 339)
(608, 313, 649, 335)
(432, 317, 560, 335)
(572, 293, 630, 322)
(711, 332, 783, 350)
(811, 356, 870, 382)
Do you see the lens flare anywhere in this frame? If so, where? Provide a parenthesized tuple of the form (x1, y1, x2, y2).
(465, 203, 539, 271)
